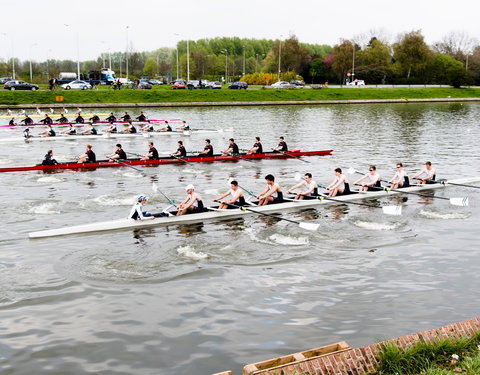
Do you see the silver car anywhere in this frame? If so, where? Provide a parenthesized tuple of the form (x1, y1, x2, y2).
(61, 80, 92, 90)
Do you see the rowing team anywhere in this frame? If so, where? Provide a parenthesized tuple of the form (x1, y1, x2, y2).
(40, 136, 290, 165)
(128, 162, 437, 220)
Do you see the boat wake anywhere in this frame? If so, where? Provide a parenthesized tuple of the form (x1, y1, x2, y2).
(92, 195, 135, 206)
(28, 202, 61, 215)
(0, 159, 13, 164)
(352, 220, 401, 231)
(36, 176, 63, 183)
(176, 245, 209, 260)
(245, 228, 309, 246)
(419, 210, 469, 220)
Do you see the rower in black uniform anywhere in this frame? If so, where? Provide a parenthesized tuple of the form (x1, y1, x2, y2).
(198, 139, 213, 156)
(247, 136, 263, 154)
(107, 144, 127, 161)
(141, 142, 159, 160)
(89, 114, 100, 123)
(172, 141, 187, 158)
(83, 124, 97, 135)
(140, 122, 155, 132)
(61, 124, 76, 135)
(9, 117, 16, 126)
(222, 138, 239, 155)
(120, 112, 131, 122)
(104, 122, 117, 133)
(273, 136, 288, 152)
(40, 114, 53, 125)
(75, 113, 85, 123)
(78, 144, 96, 163)
(20, 115, 33, 126)
(160, 120, 172, 132)
(42, 149, 58, 165)
(56, 114, 69, 124)
(105, 113, 116, 123)
(123, 121, 137, 133)
(136, 111, 148, 122)
(41, 124, 56, 137)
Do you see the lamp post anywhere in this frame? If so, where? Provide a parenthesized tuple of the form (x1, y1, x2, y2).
(174, 34, 181, 79)
(126, 26, 129, 80)
(46, 49, 52, 77)
(64, 24, 81, 79)
(186, 39, 190, 81)
(278, 35, 283, 82)
(29, 43, 38, 81)
(222, 49, 228, 84)
(243, 46, 246, 76)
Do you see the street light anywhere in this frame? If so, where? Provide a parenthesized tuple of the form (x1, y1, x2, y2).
(243, 46, 246, 76)
(126, 26, 129, 80)
(64, 24, 80, 79)
(174, 34, 190, 80)
(29, 43, 38, 81)
(222, 49, 228, 83)
(278, 35, 283, 82)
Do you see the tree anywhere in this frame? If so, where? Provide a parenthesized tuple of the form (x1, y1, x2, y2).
(392, 30, 431, 79)
(143, 58, 158, 77)
(433, 31, 478, 64)
(263, 35, 310, 76)
(428, 54, 469, 88)
(331, 40, 357, 83)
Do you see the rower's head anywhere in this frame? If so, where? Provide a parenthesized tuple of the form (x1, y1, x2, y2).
(304, 173, 312, 180)
(185, 184, 195, 193)
(396, 163, 403, 169)
(47, 149, 53, 156)
(265, 174, 275, 183)
(124, 112, 128, 115)
(425, 161, 432, 169)
(255, 136, 260, 142)
(149, 142, 154, 147)
(137, 195, 148, 204)
(205, 139, 211, 144)
(334, 167, 342, 175)
(229, 138, 234, 144)
(178, 140, 183, 146)
(183, 120, 186, 124)
(230, 180, 239, 190)
(280, 136, 284, 141)
(369, 165, 376, 173)
(86, 144, 92, 150)
(165, 120, 169, 124)
(116, 143, 122, 150)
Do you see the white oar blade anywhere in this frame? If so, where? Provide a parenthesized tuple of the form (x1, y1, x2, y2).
(294, 173, 302, 181)
(152, 183, 158, 193)
(299, 222, 320, 231)
(347, 167, 356, 175)
(450, 197, 469, 206)
(382, 205, 402, 216)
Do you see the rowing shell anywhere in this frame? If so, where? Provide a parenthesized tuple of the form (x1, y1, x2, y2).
(0, 119, 182, 128)
(0, 150, 333, 173)
(0, 113, 111, 119)
(28, 177, 479, 238)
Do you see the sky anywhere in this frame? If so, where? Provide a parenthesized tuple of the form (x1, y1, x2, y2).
(1, 0, 478, 63)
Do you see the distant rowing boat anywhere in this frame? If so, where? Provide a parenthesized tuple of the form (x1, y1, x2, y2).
(28, 176, 479, 238)
(0, 150, 333, 173)
(0, 118, 182, 128)
(0, 113, 111, 119)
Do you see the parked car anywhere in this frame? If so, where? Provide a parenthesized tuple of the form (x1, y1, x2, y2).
(228, 81, 248, 90)
(271, 81, 293, 89)
(290, 80, 305, 87)
(133, 81, 152, 89)
(0, 77, 13, 84)
(4, 80, 39, 91)
(61, 80, 92, 90)
(346, 79, 365, 86)
(172, 80, 186, 89)
(207, 81, 222, 89)
(187, 80, 201, 89)
(148, 79, 163, 85)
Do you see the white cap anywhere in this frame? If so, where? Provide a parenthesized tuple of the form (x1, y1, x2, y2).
(185, 184, 195, 191)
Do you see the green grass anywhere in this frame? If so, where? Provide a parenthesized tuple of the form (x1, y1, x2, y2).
(0, 87, 479, 105)
(374, 333, 480, 375)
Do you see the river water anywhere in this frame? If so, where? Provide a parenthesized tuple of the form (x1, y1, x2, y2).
(0, 102, 479, 375)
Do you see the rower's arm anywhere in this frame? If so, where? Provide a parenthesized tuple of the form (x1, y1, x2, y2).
(412, 169, 425, 179)
(214, 191, 230, 201)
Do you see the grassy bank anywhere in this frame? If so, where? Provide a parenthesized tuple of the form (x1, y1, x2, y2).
(374, 333, 480, 375)
(0, 87, 479, 106)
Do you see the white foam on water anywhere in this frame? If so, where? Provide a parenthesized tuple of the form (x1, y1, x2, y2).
(183, 168, 199, 174)
(269, 233, 309, 246)
(419, 210, 469, 220)
(177, 245, 209, 260)
(353, 220, 400, 231)
(37, 176, 63, 183)
(29, 202, 61, 214)
(0, 159, 13, 164)
(204, 188, 221, 195)
(92, 195, 134, 206)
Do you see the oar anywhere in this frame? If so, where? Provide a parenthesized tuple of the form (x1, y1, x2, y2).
(220, 202, 320, 231)
(171, 154, 196, 167)
(126, 151, 143, 158)
(106, 157, 146, 176)
(347, 168, 469, 206)
(272, 149, 311, 163)
(431, 179, 480, 190)
(227, 178, 258, 205)
(152, 183, 176, 205)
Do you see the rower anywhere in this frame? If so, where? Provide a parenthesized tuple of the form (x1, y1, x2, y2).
(326, 168, 351, 196)
(176, 185, 204, 215)
(20, 115, 33, 126)
(172, 140, 187, 158)
(39, 114, 53, 125)
(120, 112, 131, 122)
(56, 114, 68, 124)
(177, 120, 190, 131)
(287, 173, 318, 200)
(273, 136, 288, 152)
(75, 113, 85, 124)
(107, 143, 127, 161)
(215, 180, 246, 209)
(388, 163, 410, 188)
(83, 123, 97, 135)
(140, 121, 155, 132)
(9, 117, 16, 126)
(141, 142, 159, 160)
(105, 112, 116, 123)
(104, 122, 117, 133)
(42, 149, 58, 165)
(41, 124, 56, 137)
(412, 161, 436, 184)
(129, 195, 165, 220)
(136, 111, 148, 122)
(36, 107, 43, 115)
(247, 136, 263, 154)
(23, 128, 33, 139)
(61, 124, 76, 135)
(89, 114, 100, 123)
(123, 120, 137, 133)
(222, 138, 239, 155)
(78, 144, 96, 163)
(198, 139, 213, 156)
(257, 174, 283, 205)
(159, 120, 172, 132)
(353, 165, 381, 192)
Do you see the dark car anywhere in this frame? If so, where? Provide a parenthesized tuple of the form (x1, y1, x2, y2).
(148, 79, 163, 85)
(134, 80, 152, 90)
(4, 80, 39, 91)
(290, 80, 305, 87)
(0, 77, 13, 84)
(228, 81, 248, 90)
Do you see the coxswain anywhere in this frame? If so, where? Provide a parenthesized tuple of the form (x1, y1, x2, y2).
(83, 124, 97, 135)
(198, 139, 213, 156)
(160, 120, 172, 132)
(36, 107, 43, 115)
(257, 174, 283, 205)
(41, 124, 56, 137)
(141, 141, 159, 160)
(76, 107, 82, 114)
(273, 136, 288, 152)
(247, 136, 263, 154)
(40, 114, 53, 125)
(78, 144, 96, 163)
(42, 149, 58, 165)
(56, 114, 69, 124)
(89, 114, 100, 123)
(172, 140, 187, 158)
(120, 111, 131, 122)
(388, 163, 410, 188)
(9, 117, 16, 126)
(107, 144, 127, 161)
(61, 124, 76, 135)
(176, 185, 204, 215)
(63, 107, 69, 114)
(222, 138, 240, 155)
(75, 113, 85, 124)
(129, 195, 165, 220)
(105, 112, 116, 123)
(20, 115, 33, 126)
(104, 122, 117, 133)
(177, 120, 190, 131)
(23, 128, 33, 139)
(286, 173, 318, 200)
(326, 168, 351, 196)
(412, 161, 436, 184)
(123, 120, 137, 133)
(136, 111, 148, 122)
(7, 109, 12, 116)
(214, 180, 246, 209)
(353, 165, 381, 192)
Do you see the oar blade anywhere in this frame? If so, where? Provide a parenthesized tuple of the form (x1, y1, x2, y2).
(294, 172, 302, 181)
(449, 197, 469, 206)
(347, 167, 356, 175)
(382, 205, 402, 216)
(152, 183, 158, 193)
(299, 222, 320, 231)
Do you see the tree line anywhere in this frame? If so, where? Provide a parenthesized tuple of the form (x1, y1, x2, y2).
(0, 31, 478, 87)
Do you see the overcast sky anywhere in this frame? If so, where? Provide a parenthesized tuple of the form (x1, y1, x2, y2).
(2, 0, 478, 63)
